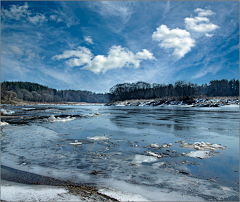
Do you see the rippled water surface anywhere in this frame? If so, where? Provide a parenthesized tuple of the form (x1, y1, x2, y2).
(1, 104, 239, 201)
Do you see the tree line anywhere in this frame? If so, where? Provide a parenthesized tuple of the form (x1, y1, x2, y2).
(1, 81, 108, 103)
(108, 79, 239, 102)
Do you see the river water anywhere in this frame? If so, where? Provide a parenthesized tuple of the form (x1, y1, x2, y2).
(1, 104, 239, 201)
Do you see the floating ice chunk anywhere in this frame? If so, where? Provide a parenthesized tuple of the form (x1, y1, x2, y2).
(132, 155, 158, 164)
(48, 115, 56, 121)
(0, 121, 9, 126)
(152, 162, 165, 169)
(1, 108, 15, 115)
(211, 144, 226, 149)
(175, 141, 184, 144)
(87, 136, 110, 141)
(180, 141, 226, 151)
(145, 151, 162, 158)
(161, 144, 169, 148)
(186, 151, 211, 159)
(22, 108, 35, 110)
(149, 143, 159, 148)
(69, 140, 82, 145)
(47, 115, 76, 122)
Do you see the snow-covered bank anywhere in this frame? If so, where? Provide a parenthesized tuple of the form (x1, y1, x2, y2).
(106, 97, 239, 107)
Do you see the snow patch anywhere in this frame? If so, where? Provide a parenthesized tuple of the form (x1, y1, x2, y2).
(98, 188, 150, 201)
(1, 180, 83, 201)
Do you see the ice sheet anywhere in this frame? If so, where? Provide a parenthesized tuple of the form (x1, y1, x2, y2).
(1, 180, 83, 201)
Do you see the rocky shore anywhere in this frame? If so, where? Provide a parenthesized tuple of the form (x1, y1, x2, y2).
(105, 97, 239, 107)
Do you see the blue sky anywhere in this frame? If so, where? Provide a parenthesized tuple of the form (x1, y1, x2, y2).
(1, 1, 239, 93)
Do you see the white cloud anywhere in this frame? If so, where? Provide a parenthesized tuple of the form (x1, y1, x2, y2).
(205, 33, 214, 37)
(152, 25, 195, 60)
(1, 2, 47, 24)
(84, 36, 94, 44)
(28, 14, 47, 25)
(52, 45, 154, 73)
(82, 45, 155, 73)
(192, 65, 222, 79)
(194, 8, 216, 17)
(50, 15, 63, 23)
(2, 44, 23, 55)
(90, 1, 135, 24)
(52, 46, 93, 67)
(1, 2, 29, 20)
(185, 8, 219, 33)
(25, 49, 40, 61)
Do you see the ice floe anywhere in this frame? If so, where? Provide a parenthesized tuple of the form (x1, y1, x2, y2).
(132, 155, 158, 164)
(1, 108, 15, 115)
(152, 162, 165, 169)
(186, 150, 211, 159)
(69, 140, 82, 145)
(145, 151, 162, 158)
(1, 121, 9, 126)
(149, 143, 160, 148)
(47, 115, 76, 122)
(179, 141, 227, 151)
(87, 136, 110, 141)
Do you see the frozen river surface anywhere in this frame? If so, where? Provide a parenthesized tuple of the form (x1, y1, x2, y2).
(1, 104, 239, 201)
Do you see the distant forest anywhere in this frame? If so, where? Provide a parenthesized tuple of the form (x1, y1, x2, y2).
(1, 81, 108, 103)
(108, 79, 239, 102)
(1, 79, 239, 103)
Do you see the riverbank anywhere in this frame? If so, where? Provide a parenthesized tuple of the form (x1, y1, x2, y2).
(1, 166, 118, 202)
(106, 97, 239, 107)
(1, 99, 104, 106)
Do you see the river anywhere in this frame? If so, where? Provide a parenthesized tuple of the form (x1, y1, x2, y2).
(1, 104, 239, 201)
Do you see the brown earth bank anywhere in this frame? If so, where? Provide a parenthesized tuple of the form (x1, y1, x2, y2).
(1, 99, 104, 106)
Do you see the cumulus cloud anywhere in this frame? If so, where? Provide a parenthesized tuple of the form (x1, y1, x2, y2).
(194, 8, 216, 17)
(152, 25, 195, 59)
(2, 44, 23, 55)
(52, 46, 93, 67)
(82, 45, 155, 73)
(185, 8, 219, 33)
(52, 45, 155, 73)
(1, 2, 47, 24)
(84, 36, 94, 44)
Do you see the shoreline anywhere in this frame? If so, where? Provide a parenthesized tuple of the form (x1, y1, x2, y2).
(1, 99, 104, 106)
(106, 96, 239, 107)
(1, 165, 118, 201)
